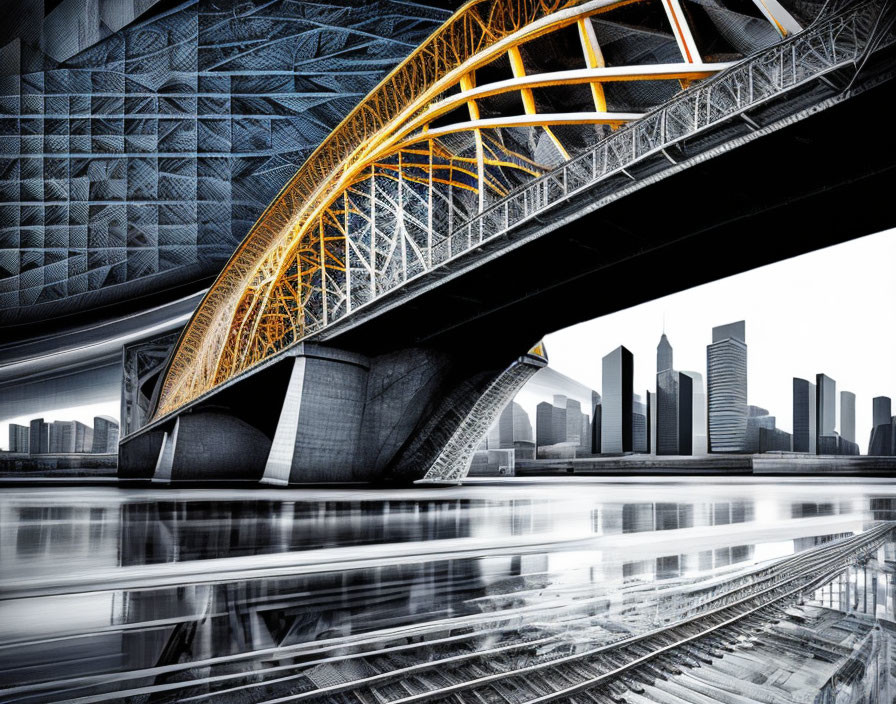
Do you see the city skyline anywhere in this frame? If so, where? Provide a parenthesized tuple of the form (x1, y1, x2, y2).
(542, 229, 896, 454)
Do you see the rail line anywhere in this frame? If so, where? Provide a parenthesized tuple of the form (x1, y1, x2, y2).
(3, 522, 889, 704)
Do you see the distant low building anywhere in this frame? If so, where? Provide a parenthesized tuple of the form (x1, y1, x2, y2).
(49, 421, 75, 453)
(468, 449, 516, 476)
(744, 407, 774, 454)
(29, 418, 49, 454)
(869, 417, 895, 456)
(537, 442, 579, 460)
(869, 396, 894, 456)
(92, 416, 120, 453)
(759, 427, 792, 453)
(817, 433, 859, 456)
(514, 440, 536, 461)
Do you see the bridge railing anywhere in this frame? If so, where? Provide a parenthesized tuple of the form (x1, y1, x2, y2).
(437, 0, 888, 263)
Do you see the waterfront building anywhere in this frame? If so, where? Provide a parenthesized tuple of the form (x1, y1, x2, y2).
(678, 373, 693, 455)
(840, 391, 856, 444)
(29, 418, 49, 455)
(536, 402, 554, 449)
(579, 413, 591, 455)
(552, 395, 568, 446)
(633, 393, 647, 454)
(92, 416, 120, 453)
(759, 427, 792, 452)
(49, 421, 75, 453)
(565, 399, 583, 446)
(873, 396, 892, 428)
(601, 346, 633, 453)
(656, 368, 679, 455)
(706, 321, 747, 453)
(869, 396, 895, 456)
(745, 408, 775, 453)
(647, 391, 657, 455)
(816, 373, 837, 441)
(8, 424, 29, 453)
(792, 378, 817, 454)
(682, 371, 706, 455)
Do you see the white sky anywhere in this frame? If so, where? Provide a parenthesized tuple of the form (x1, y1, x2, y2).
(529, 229, 896, 453)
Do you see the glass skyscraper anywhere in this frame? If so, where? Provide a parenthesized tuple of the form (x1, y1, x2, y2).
(840, 390, 856, 444)
(816, 374, 837, 440)
(601, 346, 633, 453)
(792, 377, 817, 454)
(706, 321, 747, 453)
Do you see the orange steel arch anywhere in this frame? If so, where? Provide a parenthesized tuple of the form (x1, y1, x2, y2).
(154, 0, 798, 419)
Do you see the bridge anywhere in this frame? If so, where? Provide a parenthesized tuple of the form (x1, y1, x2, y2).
(120, 0, 896, 483)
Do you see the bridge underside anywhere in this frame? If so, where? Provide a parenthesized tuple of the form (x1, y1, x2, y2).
(120, 46, 896, 484)
(327, 72, 896, 358)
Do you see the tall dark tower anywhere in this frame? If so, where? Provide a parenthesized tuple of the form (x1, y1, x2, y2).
(657, 333, 673, 373)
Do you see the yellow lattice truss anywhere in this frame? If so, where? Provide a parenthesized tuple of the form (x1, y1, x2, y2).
(154, 0, 798, 419)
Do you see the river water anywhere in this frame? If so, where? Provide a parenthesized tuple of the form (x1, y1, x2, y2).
(1, 477, 894, 700)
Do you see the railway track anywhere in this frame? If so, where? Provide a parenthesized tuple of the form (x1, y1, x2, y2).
(1, 522, 890, 704)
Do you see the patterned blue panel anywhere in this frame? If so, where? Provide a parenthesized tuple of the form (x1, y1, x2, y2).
(0, 0, 449, 320)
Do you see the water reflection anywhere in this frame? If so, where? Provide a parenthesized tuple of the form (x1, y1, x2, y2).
(0, 480, 893, 701)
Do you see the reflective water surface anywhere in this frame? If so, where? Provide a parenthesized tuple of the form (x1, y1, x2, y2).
(1, 478, 894, 701)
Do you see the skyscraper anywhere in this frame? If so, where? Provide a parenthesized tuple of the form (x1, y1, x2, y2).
(565, 399, 583, 445)
(840, 391, 856, 444)
(792, 378, 817, 454)
(579, 413, 591, 455)
(590, 391, 601, 454)
(552, 395, 568, 446)
(656, 368, 680, 455)
(73, 422, 93, 453)
(678, 373, 693, 456)
(92, 416, 120, 453)
(536, 402, 554, 449)
(873, 396, 892, 429)
(706, 321, 747, 453)
(29, 418, 49, 454)
(869, 396, 894, 456)
(49, 421, 76, 453)
(8, 424, 29, 453)
(816, 374, 837, 444)
(681, 370, 706, 455)
(647, 391, 657, 455)
(601, 346, 633, 453)
(657, 333, 673, 373)
(632, 393, 647, 453)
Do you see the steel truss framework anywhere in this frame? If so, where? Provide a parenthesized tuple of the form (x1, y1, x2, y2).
(156, 0, 822, 419)
(422, 343, 548, 483)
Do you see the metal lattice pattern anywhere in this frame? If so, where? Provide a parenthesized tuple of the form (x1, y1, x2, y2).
(155, 0, 812, 419)
(422, 348, 547, 482)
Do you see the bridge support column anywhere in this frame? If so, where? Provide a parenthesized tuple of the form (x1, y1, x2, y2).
(121, 340, 545, 484)
(259, 344, 371, 484)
